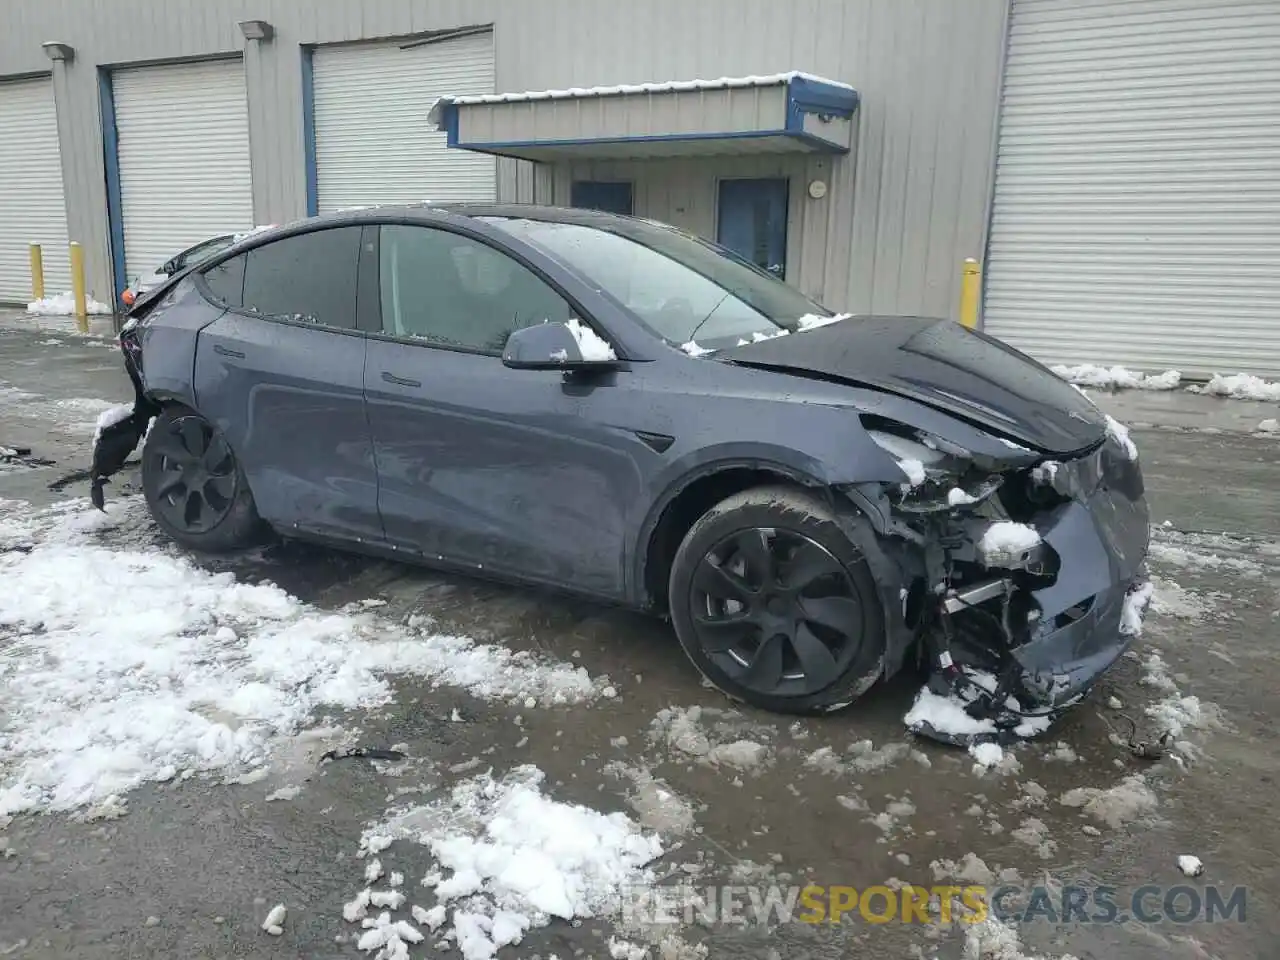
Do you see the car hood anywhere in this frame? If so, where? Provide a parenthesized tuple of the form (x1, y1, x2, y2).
(719, 315, 1107, 456)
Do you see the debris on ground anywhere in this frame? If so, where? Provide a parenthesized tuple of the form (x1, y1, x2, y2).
(0, 445, 55, 469)
(320, 747, 408, 764)
(261, 903, 287, 935)
(904, 666, 1054, 745)
(1177, 855, 1204, 877)
(1051, 364, 1181, 391)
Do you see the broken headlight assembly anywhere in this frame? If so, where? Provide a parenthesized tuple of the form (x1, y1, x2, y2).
(865, 421, 1004, 513)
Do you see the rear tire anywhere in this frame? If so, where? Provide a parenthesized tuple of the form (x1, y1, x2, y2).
(141, 404, 263, 553)
(668, 485, 886, 715)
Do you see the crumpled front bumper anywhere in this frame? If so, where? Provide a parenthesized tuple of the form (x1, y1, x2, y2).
(1009, 439, 1150, 708)
(906, 432, 1151, 745)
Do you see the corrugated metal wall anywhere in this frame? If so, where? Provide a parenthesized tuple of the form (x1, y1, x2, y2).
(0, 0, 1007, 315)
(983, 0, 1280, 379)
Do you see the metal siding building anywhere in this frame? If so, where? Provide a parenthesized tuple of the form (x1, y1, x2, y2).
(0, 0, 1007, 325)
(6, 0, 1277, 379)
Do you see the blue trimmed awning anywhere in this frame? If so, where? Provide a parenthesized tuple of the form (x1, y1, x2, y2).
(427, 72, 859, 161)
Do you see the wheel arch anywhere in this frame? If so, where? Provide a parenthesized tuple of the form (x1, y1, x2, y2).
(635, 458, 835, 613)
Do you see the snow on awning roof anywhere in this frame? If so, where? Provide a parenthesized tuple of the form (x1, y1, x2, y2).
(429, 71, 859, 162)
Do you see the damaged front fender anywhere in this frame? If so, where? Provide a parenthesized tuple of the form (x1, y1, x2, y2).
(903, 429, 1151, 745)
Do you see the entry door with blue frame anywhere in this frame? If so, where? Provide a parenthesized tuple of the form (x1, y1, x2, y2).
(571, 180, 634, 215)
(716, 178, 789, 280)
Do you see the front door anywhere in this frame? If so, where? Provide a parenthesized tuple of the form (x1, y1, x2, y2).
(362, 222, 636, 598)
(716, 177, 789, 279)
(191, 225, 383, 542)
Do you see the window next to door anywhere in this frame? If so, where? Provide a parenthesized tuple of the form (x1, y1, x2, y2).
(571, 181, 634, 216)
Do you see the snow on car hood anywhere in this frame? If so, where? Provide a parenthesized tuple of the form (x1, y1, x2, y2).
(721, 315, 1108, 456)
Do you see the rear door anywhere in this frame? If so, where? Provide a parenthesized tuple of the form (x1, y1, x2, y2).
(191, 225, 384, 542)
(362, 222, 636, 597)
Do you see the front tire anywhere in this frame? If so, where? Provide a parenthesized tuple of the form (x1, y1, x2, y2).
(668, 486, 886, 715)
(141, 405, 262, 552)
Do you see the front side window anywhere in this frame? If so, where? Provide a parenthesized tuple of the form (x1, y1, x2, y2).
(238, 227, 362, 329)
(484, 216, 831, 349)
(378, 225, 571, 353)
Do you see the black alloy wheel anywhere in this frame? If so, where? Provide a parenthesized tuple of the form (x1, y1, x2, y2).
(148, 415, 239, 534)
(689, 526, 866, 697)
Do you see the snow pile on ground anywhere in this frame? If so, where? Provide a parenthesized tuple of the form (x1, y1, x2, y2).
(1147, 534, 1263, 575)
(1051, 364, 1180, 391)
(1147, 575, 1216, 620)
(648, 706, 774, 772)
(1177, 854, 1203, 877)
(0, 497, 605, 819)
(26, 292, 113, 316)
(1139, 653, 1221, 746)
(978, 522, 1041, 566)
(1059, 774, 1158, 830)
(565, 318, 617, 361)
(964, 914, 1081, 960)
(679, 340, 713, 357)
(1188, 372, 1280, 403)
(968, 742, 1004, 769)
(1258, 418, 1279, 433)
(804, 740, 912, 777)
(349, 765, 663, 960)
(603, 762, 696, 836)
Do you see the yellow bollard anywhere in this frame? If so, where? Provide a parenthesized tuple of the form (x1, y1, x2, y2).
(29, 243, 45, 302)
(958, 257, 981, 330)
(69, 241, 88, 333)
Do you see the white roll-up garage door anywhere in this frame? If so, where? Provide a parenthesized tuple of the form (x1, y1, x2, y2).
(112, 59, 254, 282)
(312, 32, 496, 212)
(984, 0, 1280, 379)
(0, 77, 70, 303)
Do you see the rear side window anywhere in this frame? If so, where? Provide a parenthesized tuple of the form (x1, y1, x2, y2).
(201, 254, 246, 307)
(239, 227, 362, 330)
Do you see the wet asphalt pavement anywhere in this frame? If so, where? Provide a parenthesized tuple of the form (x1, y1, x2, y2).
(1, 314, 1278, 959)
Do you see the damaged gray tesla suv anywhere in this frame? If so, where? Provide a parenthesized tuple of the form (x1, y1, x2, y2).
(90, 204, 1149, 744)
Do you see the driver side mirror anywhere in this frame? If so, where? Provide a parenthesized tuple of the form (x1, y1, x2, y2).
(161, 258, 178, 275)
(502, 321, 621, 370)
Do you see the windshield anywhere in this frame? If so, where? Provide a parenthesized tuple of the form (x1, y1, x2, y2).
(482, 216, 833, 349)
